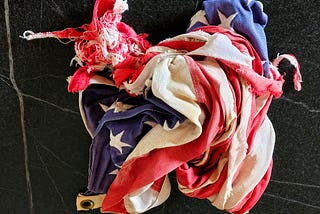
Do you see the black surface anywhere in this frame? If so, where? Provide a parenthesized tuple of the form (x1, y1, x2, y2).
(1, 0, 319, 214)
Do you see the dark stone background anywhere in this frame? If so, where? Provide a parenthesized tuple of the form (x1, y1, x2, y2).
(1, 0, 319, 213)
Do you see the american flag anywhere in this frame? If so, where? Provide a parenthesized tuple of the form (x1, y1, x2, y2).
(80, 84, 186, 195)
(23, 0, 301, 213)
(189, 0, 270, 76)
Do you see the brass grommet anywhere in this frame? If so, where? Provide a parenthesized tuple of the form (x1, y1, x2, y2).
(80, 199, 95, 209)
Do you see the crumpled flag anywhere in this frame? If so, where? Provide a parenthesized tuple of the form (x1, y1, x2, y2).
(22, 0, 302, 213)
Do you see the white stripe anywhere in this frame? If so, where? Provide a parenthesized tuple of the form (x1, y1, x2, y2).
(212, 77, 253, 209)
(224, 116, 275, 209)
(124, 176, 171, 213)
(186, 33, 253, 66)
(152, 55, 202, 125)
(125, 54, 204, 161)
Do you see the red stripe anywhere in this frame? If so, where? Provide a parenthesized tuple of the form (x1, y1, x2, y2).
(151, 176, 166, 192)
(101, 198, 127, 214)
(93, 0, 117, 21)
(178, 164, 229, 199)
(68, 66, 93, 93)
(157, 40, 205, 52)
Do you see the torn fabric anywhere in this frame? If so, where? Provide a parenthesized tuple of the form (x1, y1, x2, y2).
(22, 0, 302, 213)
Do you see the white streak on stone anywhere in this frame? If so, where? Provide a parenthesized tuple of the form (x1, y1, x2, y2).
(4, 0, 34, 213)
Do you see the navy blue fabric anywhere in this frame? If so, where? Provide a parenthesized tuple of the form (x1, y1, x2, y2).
(82, 84, 186, 194)
(203, 0, 270, 76)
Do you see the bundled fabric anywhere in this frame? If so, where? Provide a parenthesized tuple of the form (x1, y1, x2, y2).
(22, 0, 302, 213)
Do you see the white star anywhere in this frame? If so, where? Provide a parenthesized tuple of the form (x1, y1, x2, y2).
(110, 130, 132, 154)
(188, 10, 209, 30)
(110, 101, 135, 113)
(99, 103, 109, 112)
(217, 10, 238, 30)
(247, 0, 254, 5)
(109, 169, 119, 175)
(163, 120, 180, 131)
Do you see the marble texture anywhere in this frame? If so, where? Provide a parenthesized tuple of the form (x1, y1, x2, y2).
(0, 0, 319, 214)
